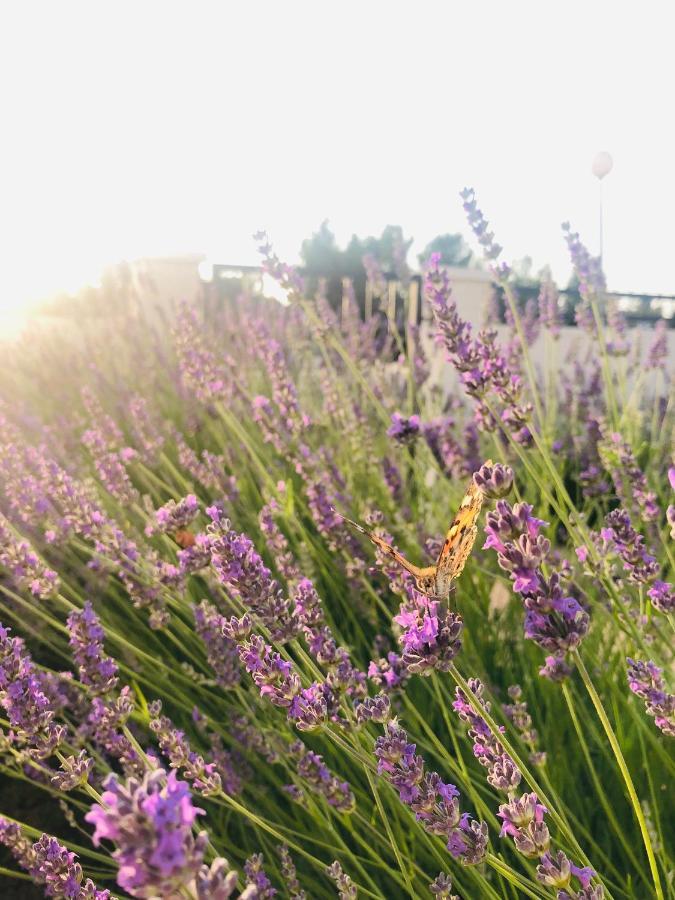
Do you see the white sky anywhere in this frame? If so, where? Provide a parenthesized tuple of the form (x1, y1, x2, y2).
(1, 1, 675, 316)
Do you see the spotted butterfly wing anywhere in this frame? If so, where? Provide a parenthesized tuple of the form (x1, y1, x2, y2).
(433, 461, 491, 592)
(333, 512, 435, 584)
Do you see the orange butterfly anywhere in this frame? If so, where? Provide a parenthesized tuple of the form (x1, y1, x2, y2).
(337, 461, 491, 599)
(174, 529, 196, 549)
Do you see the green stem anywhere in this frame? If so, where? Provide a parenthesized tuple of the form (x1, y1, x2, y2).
(573, 651, 663, 900)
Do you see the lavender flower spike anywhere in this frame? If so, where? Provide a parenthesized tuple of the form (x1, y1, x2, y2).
(67, 602, 119, 696)
(85, 768, 208, 897)
(626, 658, 675, 737)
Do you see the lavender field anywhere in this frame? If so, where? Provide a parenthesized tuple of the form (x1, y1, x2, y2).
(0, 194, 673, 900)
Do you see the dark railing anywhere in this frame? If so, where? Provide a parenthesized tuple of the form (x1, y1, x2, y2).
(209, 264, 674, 328)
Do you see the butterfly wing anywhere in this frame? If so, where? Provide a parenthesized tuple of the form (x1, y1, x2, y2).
(435, 465, 490, 585)
(335, 511, 432, 581)
(174, 529, 196, 549)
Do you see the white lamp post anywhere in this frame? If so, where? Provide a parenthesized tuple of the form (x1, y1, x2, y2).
(592, 151, 613, 270)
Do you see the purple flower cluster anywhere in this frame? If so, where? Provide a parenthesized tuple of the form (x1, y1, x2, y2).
(0, 512, 59, 598)
(326, 860, 357, 899)
(259, 497, 302, 583)
(209, 512, 300, 642)
(255, 231, 305, 297)
(503, 685, 547, 766)
(626, 659, 674, 737)
(67, 602, 119, 696)
(473, 461, 514, 499)
(279, 845, 305, 900)
(452, 679, 522, 792)
(387, 412, 420, 445)
(146, 493, 199, 537)
(484, 501, 589, 672)
(84, 686, 141, 777)
(562, 223, 606, 323)
(0, 623, 65, 759)
(238, 634, 328, 732)
(193, 600, 241, 689)
(538, 277, 561, 339)
(579, 509, 667, 607)
(499, 793, 603, 897)
(290, 741, 355, 813)
(0, 821, 111, 899)
(149, 700, 222, 795)
(599, 430, 658, 523)
(461, 188, 503, 260)
(429, 872, 458, 899)
(85, 768, 208, 897)
(425, 253, 532, 445)
(393, 591, 463, 675)
(244, 852, 276, 898)
(30, 834, 111, 899)
(375, 718, 487, 864)
(175, 432, 238, 498)
(173, 302, 233, 403)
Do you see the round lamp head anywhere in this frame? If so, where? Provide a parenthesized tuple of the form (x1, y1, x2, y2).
(592, 151, 613, 180)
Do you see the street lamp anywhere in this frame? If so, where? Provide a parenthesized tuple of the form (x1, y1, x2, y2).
(592, 151, 613, 270)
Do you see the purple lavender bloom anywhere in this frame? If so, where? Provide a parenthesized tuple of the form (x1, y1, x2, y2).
(648, 580, 674, 614)
(504, 685, 546, 766)
(192, 600, 241, 689)
(387, 412, 421, 445)
(244, 853, 276, 898)
(368, 651, 408, 693)
(562, 223, 606, 304)
(83, 686, 141, 777)
(51, 749, 95, 791)
(626, 658, 674, 737)
(452, 679, 522, 793)
(537, 851, 601, 897)
(473, 462, 514, 499)
(429, 872, 459, 899)
(0, 624, 66, 759)
(0, 816, 36, 873)
(538, 277, 561, 339)
(484, 501, 589, 668)
(149, 700, 222, 795)
(259, 498, 302, 583)
(173, 302, 233, 403)
(599, 431, 659, 524)
(293, 744, 355, 813)
(0, 513, 59, 598)
(375, 719, 486, 864)
(646, 320, 669, 370)
(461, 188, 503, 261)
(393, 592, 463, 676)
(29, 833, 111, 899)
(255, 231, 305, 297)
(326, 860, 357, 899)
(539, 655, 573, 682)
(601, 508, 660, 586)
(278, 845, 305, 900)
(195, 856, 240, 899)
(85, 769, 208, 897)
(354, 692, 391, 724)
(178, 532, 215, 575)
(209, 514, 300, 642)
(238, 634, 328, 732)
(146, 494, 199, 537)
(67, 602, 118, 696)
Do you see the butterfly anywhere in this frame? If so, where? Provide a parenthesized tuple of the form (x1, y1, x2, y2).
(336, 461, 491, 599)
(174, 529, 196, 549)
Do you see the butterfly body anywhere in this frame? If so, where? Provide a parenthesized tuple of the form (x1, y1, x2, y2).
(337, 461, 490, 599)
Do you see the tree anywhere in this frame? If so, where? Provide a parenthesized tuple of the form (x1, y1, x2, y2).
(417, 233, 473, 268)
